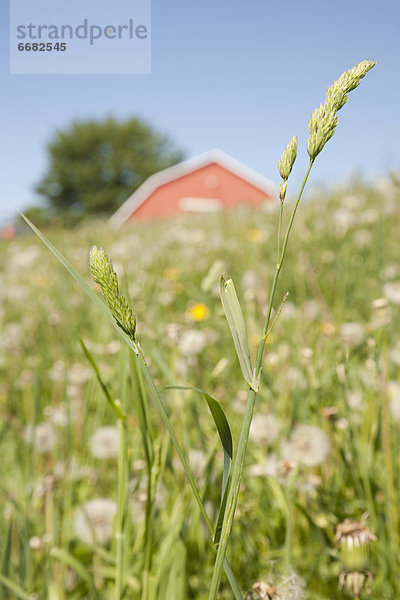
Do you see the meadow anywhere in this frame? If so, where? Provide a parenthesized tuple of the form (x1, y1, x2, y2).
(1, 174, 400, 599)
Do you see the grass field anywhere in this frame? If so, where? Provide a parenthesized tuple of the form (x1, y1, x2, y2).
(1, 176, 400, 599)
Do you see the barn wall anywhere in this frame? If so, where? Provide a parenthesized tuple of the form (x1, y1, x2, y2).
(128, 162, 270, 221)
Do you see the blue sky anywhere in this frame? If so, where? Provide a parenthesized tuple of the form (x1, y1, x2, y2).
(1, 0, 399, 226)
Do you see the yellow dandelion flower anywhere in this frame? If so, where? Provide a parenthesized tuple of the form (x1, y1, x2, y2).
(248, 228, 263, 242)
(320, 321, 336, 336)
(35, 275, 48, 287)
(250, 333, 261, 347)
(163, 267, 180, 281)
(190, 303, 209, 321)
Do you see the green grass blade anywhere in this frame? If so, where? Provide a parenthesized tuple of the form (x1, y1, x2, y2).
(50, 547, 100, 599)
(20, 213, 139, 356)
(164, 386, 232, 461)
(164, 385, 233, 545)
(79, 338, 126, 421)
(220, 276, 253, 387)
(213, 475, 230, 547)
(0, 574, 34, 600)
(0, 519, 12, 597)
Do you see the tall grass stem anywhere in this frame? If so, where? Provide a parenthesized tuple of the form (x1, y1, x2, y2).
(114, 419, 127, 600)
(208, 158, 315, 599)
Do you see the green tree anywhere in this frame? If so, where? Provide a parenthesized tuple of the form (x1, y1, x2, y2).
(35, 117, 184, 218)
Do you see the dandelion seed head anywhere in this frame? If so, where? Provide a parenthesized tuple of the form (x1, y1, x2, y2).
(16, 369, 35, 389)
(0, 322, 23, 353)
(371, 298, 391, 328)
(178, 329, 208, 356)
(333, 208, 356, 234)
(6, 284, 29, 303)
(341, 194, 365, 211)
(67, 362, 91, 385)
(53, 457, 81, 481)
(247, 571, 305, 600)
(390, 341, 400, 365)
(300, 347, 313, 365)
(353, 229, 372, 247)
(264, 352, 279, 370)
(249, 454, 281, 480)
(383, 281, 400, 305)
(29, 536, 43, 551)
(301, 300, 321, 322)
(281, 425, 330, 468)
(388, 381, 400, 421)
(242, 270, 260, 292)
(278, 367, 307, 391)
(130, 477, 167, 525)
(73, 498, 116, 545)
(8, 245, 41, 270)
(340, 322, 364, 347)
(48, 360, 66, 382)
(88, 426, 120, 459)
(281, 302, 300, 322)
(249, 413, 281, 447)
(66, 384, 83, 402)
(65, 568, 79, 592)
(23, 423, 57, 454)
(44, 403, 69, 427)
(188, 449, 208, 478)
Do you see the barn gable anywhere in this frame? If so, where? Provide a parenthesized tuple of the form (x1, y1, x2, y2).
(109, 149, 276, 227)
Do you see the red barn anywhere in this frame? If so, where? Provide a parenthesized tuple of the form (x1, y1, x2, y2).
(109, 149, 276, 227)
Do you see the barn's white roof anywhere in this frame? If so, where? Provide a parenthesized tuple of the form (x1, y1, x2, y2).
(109, 148, 276, 228)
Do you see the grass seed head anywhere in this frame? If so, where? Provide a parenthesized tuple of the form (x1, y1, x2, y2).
(89, 245, 136, 339)
(307, 105, 338, 159)
(278, 136, 298, 181)
(307, 60, 376, 159)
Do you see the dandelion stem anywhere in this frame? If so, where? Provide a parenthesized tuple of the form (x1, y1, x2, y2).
(208, 158, 315, 600)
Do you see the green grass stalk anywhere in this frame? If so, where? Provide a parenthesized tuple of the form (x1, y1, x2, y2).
(131, 355, 155, 600)
(208, 158, 314, 599)
(114, 418, 127, 600)
(277, 198, 284, 262)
